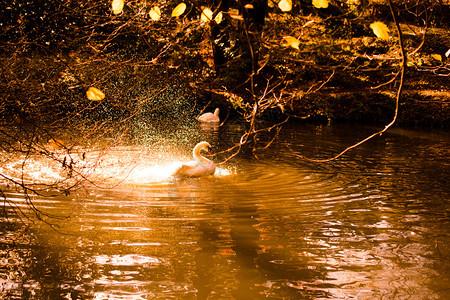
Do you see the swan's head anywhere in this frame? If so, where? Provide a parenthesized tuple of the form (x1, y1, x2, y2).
(214, 108, 220, 116)
(194, 141, 212, 155)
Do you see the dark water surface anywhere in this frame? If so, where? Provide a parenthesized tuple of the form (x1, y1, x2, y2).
(1, 122, 449, 299)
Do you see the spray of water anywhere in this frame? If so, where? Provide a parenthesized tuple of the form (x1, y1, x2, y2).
(0, 144, 233, 190)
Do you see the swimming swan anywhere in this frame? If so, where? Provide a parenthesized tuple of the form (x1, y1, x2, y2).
(172, 141, 216, 178)
(198, 108, 220, 123)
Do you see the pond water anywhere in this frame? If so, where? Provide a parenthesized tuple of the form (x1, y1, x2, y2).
(1, 122, 449, 299)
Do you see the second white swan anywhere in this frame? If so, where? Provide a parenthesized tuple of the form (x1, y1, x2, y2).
(198, 108, 220, 123)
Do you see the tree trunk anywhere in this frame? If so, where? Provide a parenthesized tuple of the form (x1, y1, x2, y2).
(210, 0, 268, 86)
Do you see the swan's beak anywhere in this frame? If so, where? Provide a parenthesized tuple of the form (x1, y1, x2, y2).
(207, 147, 213, 155)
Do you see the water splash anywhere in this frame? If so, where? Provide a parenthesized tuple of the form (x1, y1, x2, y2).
(0, 145, 234, 189)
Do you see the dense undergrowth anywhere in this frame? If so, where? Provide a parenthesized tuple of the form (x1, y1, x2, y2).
(0, 0, 448, 129)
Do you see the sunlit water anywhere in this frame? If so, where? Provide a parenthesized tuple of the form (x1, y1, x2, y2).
(1, 122, 449, 299)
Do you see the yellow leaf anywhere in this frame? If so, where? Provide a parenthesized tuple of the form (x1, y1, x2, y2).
(86, 87, 105, 101)
(230, 14, 244, 21)
(214, 11, 223, 24)
(112, 0, 124, 15)
(283, 36, 300, 50)
(370, 21, 390, 40)
(431, 54, 442, 62)
(149, 6, 161, 21)
(172, 3, 186, 17)
(49, 138, 64, 149)
(278, 0, 292, 12)
(201, 7, 213, 22)
(312, 0, 328, 8)
(228, 8, 243, 20)
(347, 0, 361, 5)
(406, 61, 415, 67)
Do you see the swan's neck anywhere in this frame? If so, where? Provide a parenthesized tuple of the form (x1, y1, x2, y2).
(214, 108, 219, 117)
(193, 147, 212, 165)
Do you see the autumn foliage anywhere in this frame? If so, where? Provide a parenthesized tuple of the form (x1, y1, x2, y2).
(0, 0, 448, 127)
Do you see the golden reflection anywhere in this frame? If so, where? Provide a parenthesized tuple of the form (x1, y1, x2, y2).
(93, 254, 161, 266)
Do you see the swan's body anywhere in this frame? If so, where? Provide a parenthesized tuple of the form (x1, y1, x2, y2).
(172, 142, 216, 178)
(198, 108, 220, 123)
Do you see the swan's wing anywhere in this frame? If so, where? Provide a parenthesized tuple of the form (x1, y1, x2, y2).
(197, 113, 211, 122)
(172, 162, 215, 178)
(172, 163, 194, 177)
(198, 113, 219, 123)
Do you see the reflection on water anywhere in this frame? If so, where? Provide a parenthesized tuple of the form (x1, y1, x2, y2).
(1, 123, 449, 299)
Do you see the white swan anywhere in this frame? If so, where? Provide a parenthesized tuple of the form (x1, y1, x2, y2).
(198, 108, 220, 123)
(172, 141, 216, 178)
